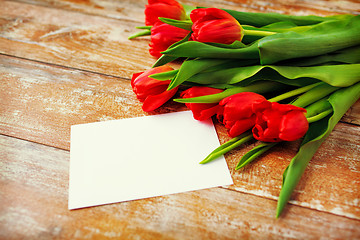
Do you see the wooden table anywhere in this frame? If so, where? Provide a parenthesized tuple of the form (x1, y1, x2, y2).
(1, 0, 360, 239)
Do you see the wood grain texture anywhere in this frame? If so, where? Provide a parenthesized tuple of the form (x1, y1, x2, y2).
(1, 54, 359, 221)
(1, 0, 360, 238)
(12, 0, 148, 22)
(0, 0, 155, 78)
(0, 54, 186, 150)
(1, 134, 360, 240)
(13, 0, 360, 18)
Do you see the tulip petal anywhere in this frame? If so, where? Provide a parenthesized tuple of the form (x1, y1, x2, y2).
(142, 87, 178, 112)
(190, 104, 219, 120)
(190, 8, 243, 45)
(228, 116, 256, 138)
(279, 111, 309, 141)
(145, 0, 186, 26)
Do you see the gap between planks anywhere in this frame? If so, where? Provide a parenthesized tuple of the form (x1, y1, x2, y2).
(0, 52, 133, 82)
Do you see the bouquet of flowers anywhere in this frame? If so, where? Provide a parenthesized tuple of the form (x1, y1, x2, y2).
(129, 0, 360, 217)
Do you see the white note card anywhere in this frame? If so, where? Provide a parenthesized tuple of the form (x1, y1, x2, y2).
(68, 111, 233, 209)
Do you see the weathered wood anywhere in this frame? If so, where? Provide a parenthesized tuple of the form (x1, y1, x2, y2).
(342, 100, 360, 125)
(12, 0, 148, 22)
(1, 0, 360, 238)
(0, 0, 155, 78)
(1, 54, 359, 220)
(13, 0, 360, 20)
(1, 134, 360, 240)
(0, 54, 186, 150)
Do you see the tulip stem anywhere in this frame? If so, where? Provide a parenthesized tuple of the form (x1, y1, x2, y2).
(200, 133, 253, 164)
(307, 109, 333, 123)
(128, 29, 151, 40)
(175, 81, 286, 104)
(243, 29, 276, 37)
(268, 82, 321, 103)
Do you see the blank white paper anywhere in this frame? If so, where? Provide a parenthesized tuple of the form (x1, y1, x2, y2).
(68, 111, 233, 209)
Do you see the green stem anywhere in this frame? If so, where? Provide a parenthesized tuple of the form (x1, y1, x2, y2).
(136, 26, 152, 30)
(305, 98, 332, 118)
(175, 81, 286, 104)
(128, 29, 151, 40)
(291, 83, 339, 108)
(268, 82, 321, 103)
(235, 142, 277, 170)
(244, 29, 276, 37)
(307, 109, 333, 123)
(200, 133, 253, 164)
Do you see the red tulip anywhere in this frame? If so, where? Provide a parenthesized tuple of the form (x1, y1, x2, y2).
(149, 22, 190, 58)
(145, 0, 187, 26)
(253, 102, 309, 142)
(131, 66, 179, 112)
(180, 86, 224, 121)
(190, 8, 244, 44)
(217, 92, 268, 138)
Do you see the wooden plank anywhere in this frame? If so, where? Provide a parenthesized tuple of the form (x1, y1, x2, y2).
(12, 0, 148, 22)
(1, 0, 360, 238)
(1, 54, 359, 219)
(342, 100, 360, 125)
(0, 55, 185, 149)
(0, 0, 156, 78)
(0, 54, 185, 150)
(13, 0, 360, 19)
(1, 134, 360, 239)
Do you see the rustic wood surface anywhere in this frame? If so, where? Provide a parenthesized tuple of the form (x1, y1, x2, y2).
(1, 0, 360, 239)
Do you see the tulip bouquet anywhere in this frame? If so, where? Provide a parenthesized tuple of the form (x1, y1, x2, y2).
(129, 0, 360, 217)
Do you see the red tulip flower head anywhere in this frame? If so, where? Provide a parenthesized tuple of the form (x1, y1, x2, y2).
(145, 0, 187, 26)
(131, 66, 179, 112)
(149, 22, 190, 58)
(217, 92, 268, 138)
(180, 86, 224, 121)
(190, 8, 244, 44)
(253, 102, 309, 142)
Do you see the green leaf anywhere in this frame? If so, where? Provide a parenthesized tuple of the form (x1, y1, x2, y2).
(149, 69, 179, 80)
(268, 64, 360, 87)
(183, 64, 360, 88)
(167, 58, 259, 90)
(183, 65, 315, 87)
(167, 58, 238, 90)
(153, 32, 192, 67)
(161, 40, 260, 59)
(281, 45, 360, 66)
(259, 16, 360, 64)
(183, 4, 196, 17)
(152, 55, 179, 68)
(158, 17, 193, 31)
(276, 82, 360, 218)
(223, 9, 350, 27)
(241, 23, 311, 44)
